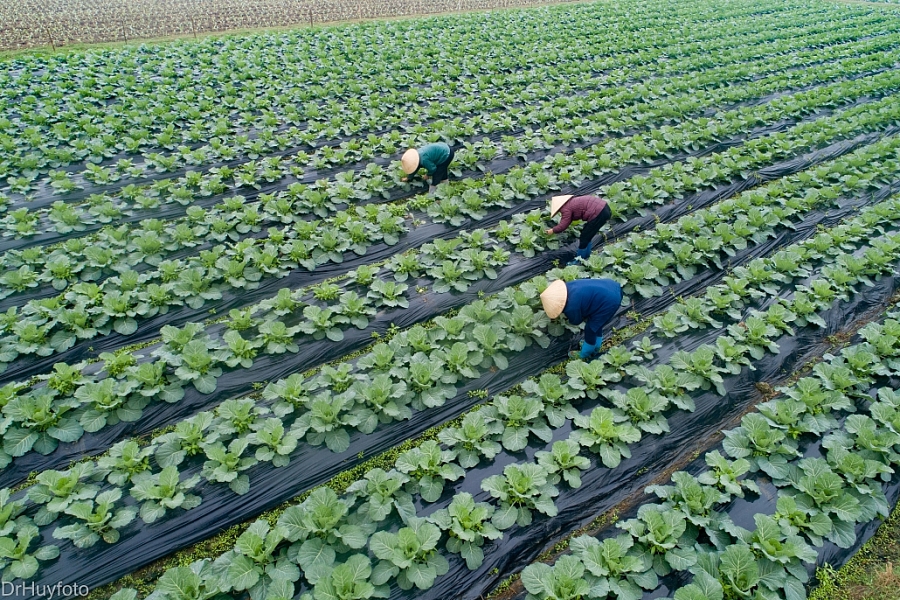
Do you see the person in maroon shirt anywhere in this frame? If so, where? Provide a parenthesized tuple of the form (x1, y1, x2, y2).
(545, 194, 612, 264)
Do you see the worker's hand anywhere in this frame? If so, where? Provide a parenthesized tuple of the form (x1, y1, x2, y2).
(401, 176, 409, 182)
(545, 228, 554, 235)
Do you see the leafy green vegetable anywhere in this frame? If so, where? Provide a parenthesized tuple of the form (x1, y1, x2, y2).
(0, 521, 60, 580)
(572, 406, 642, 468)
(155, 412, 214, 467)
(346, 468, 416, 524)
(428, 493, 501, 570)
(212, 520, 299, 598)
(300, 554, 384, 600)
(439, 410, 503, 468)
(521, 555, 590, 600)
(536, 439, 591, 489)
(370, 517, 449, 590)
(28, 463, 99, 526)
(130, 466, 202, 523)
(484, 394, 552, 451)
(201, 437, 257, 495)
(618, 504, 696, 576)
(481, 463, 559, 529)
(570, 533, 658, 600)
(52, 488, 136, 547)
(97, 439, 154, 486)
(395, 440, 464, 503)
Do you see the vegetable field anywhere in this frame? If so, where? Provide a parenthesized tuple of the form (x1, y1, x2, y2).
(0, 0, 576, 51)
(2, 0, 900, 599)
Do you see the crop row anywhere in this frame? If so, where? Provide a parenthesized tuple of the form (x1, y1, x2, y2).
(2, 69, 898, 387)
(4, 122, 900, 480)
(15, 36, 900, 230)
(5, 25, 895, 224)
(8, 66, 899, 303)
(0, 0, 800, 178)
(1, 0, 773, 122)
(0, 1, 867, 182)
(3, 1, 900, 596)
(20, 192, 898, 597)
(3, 72, 894, 322)
(5, 9, 889, 201)
(1, 166, 897, 580)
(3, 115, 900, 475)
(520, 325, 900, 600)
(0, 0, 833, 52)
(0, 0, 582, 51)
(2, 150, 897, 522)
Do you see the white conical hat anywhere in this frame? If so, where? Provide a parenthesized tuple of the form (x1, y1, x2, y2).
(550, 195, 574, 217)
(401, 149, 420, 174)
(540, 279, 568, 318)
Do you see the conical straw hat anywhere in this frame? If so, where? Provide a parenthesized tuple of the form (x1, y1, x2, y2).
(540, 279, 568, 318)
(401, 149, 420, 174)
(550, 195, 574, 217)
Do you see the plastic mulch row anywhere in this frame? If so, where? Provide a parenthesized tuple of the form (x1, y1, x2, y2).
(4, 126, 898, 487)
(18, 194, 900, 597)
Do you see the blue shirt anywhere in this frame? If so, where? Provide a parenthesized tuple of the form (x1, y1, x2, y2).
(562, 279, 623, 344)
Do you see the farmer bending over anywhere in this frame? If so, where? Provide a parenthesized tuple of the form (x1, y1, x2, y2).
(401, 142, 456, 193)
(545, 194, 612, 265)
(540, 278, 623, 360)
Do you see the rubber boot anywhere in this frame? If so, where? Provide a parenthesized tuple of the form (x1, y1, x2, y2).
(568, 336, 604, 360)
(567, 242, 592, 266)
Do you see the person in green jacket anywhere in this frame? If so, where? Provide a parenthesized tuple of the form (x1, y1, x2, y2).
(400, 142, 456, 193)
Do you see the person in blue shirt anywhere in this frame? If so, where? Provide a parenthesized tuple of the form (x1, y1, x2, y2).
(540, 278, 623, 359)
(401, 142, 456, 193)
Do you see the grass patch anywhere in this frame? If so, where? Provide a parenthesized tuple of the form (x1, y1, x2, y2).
(810, 497, 900, 600)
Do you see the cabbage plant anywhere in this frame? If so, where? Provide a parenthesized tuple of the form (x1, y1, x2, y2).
(130, 466, 202, 523)
(481, 463, 559, 530)
(52, 488, 136, 547)
(428, 493, 501, 570)
(369, 517, 449, 591)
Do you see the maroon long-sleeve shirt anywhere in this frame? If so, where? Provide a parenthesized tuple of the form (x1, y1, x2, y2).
(551, 195, 608, 234)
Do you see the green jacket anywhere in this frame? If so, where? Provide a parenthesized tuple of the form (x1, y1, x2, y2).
(417, 142, 450, 173)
